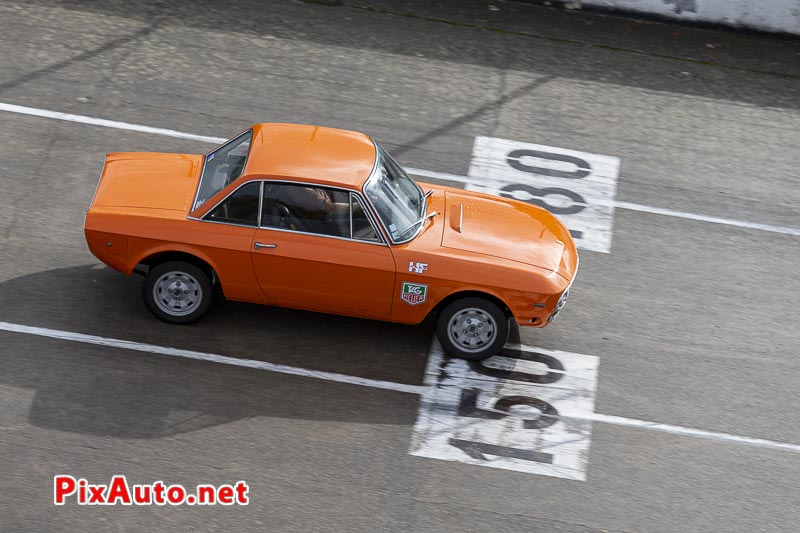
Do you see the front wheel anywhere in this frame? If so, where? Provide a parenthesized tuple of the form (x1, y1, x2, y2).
(436, 297, 509, 361)
(143, 261, 213, 324)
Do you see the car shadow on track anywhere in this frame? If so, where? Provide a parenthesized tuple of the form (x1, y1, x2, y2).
(0, 264, 441, 438)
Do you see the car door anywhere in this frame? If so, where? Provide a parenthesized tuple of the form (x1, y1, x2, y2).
(250, 182, 396, 318)
(192, 180, 263, 303)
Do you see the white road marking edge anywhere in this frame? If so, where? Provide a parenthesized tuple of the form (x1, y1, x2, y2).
(2, 320, 799, 455)
(0, 321, 423, 395)
(2, 102, 798, 238)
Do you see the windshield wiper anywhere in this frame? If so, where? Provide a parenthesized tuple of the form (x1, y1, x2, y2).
(425, 189, 434, 198)
(396, 210, 437, 238)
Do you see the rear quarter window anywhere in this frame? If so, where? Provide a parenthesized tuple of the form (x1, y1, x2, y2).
(206, 182, 261, 226)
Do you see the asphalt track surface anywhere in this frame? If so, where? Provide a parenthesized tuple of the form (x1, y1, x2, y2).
(1, 1, 799, 531)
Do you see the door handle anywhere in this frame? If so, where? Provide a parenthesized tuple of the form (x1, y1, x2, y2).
(254, 242, 278, 249)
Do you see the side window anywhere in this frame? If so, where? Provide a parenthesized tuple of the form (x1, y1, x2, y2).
(261, 183, 350, 238)
(351, 195, 381, 242)
(205, 181, 261, 226)
(194, 129, 253, 210)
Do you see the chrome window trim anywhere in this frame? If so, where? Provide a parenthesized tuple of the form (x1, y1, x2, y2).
(189, 175, 388, 247)
(256, 181, 264, 228)
(195, 179, 262, 228)
(350, 190, 386, 245)
(191, 128, 254, 212)
(349, 192, 383, 244)
(349, 193, 354, 239)
(254, 225, 389, 247)
(362, 140, 427, 246)
(188, 218, 261, 230)
(257, 179, 388, 247)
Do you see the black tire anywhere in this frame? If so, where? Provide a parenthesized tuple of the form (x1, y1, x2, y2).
(436, 297, 509, 361)
(142, 261, 213, 324)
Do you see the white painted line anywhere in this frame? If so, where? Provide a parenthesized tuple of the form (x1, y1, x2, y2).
(0, 321, 423, 396)
(2, 101, 799, 239)
(2, 320, 799, 456)
(613, 200, 800, 237)
(586, 413, 800, 454)
(0, 103, 227, 145)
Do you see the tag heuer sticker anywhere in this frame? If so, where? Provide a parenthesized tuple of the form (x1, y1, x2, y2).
(401, 282, 428, 305)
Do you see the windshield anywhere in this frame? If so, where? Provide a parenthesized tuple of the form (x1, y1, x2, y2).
(193, 129, 253, 210)
(364, 144, 426, 243)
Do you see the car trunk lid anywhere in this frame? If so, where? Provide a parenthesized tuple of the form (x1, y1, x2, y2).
(91, 152, 203, 212)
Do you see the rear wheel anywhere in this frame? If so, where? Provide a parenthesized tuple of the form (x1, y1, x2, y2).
(143, 261, 213, 324)
(436, 297, 509, 361)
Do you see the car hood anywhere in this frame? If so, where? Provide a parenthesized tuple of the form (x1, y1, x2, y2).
(440, 190, 576, 279)
(91, 152, 203, 212)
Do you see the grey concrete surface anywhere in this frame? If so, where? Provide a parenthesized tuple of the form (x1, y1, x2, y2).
(0, 0, 798, 531)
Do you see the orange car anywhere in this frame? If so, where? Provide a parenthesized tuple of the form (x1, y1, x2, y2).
(84, 123, 578, 360)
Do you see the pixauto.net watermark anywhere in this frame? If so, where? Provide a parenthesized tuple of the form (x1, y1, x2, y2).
(54, 476, 249, 506)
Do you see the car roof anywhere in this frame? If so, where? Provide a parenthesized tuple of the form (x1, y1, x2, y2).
(242, 123, 377, 189)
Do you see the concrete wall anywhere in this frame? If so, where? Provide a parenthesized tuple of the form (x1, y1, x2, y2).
(575, 0, 800, 35)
